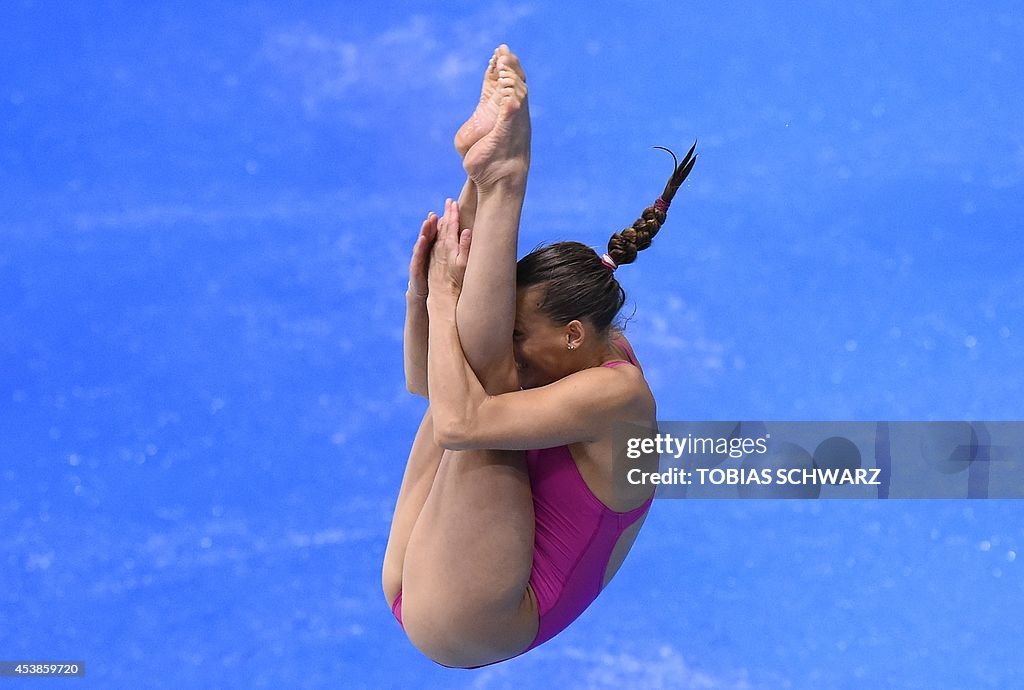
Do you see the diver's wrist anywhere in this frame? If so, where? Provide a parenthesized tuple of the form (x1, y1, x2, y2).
(426, 286, 458, 312)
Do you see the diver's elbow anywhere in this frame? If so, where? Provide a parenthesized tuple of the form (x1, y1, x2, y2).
(432, 416, 473, 450)
(406, 380, 428, 398)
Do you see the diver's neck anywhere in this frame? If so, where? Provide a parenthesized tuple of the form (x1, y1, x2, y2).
(579, 332, 623, 370)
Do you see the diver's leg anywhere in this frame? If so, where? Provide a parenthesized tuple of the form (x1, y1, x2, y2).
(454, 46, 531, 390)
(398, 48, 539, 668)
(448, 48, 498, 280)
(401, 446, 538, 667)
(382, 48, 529, 609)
(454, 47, 501, 158)
(381, 406, 443, 606)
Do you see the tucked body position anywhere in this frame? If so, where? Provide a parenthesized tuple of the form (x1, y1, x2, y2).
(382, 44, 697, 668)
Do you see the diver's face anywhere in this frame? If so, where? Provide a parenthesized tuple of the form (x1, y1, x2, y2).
(513, 286, 572, 389)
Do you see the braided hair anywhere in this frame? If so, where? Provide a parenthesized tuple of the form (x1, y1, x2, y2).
(607, 141, 698, 266)
(515, 141, 697, 333)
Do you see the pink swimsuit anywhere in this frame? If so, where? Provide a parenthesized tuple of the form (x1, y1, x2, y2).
(392, 339, 653, 666)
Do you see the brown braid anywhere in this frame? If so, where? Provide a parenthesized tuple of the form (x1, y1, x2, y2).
(607, 141, 697, 266)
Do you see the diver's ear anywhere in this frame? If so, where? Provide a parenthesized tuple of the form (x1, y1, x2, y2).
(565, 320, 586, 351)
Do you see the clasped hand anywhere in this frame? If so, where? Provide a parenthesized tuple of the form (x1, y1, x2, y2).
(431, 198, 471, 293)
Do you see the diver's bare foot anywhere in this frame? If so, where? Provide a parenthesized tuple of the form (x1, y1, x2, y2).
(463, 47, 531, 189)
(454, 49, 501, 157)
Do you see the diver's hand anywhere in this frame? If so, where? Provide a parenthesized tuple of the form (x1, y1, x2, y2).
(408, 212, 438, 300)
(427, 199, 471, 296)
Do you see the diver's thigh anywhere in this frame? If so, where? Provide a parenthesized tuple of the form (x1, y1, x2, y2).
(401, 446, 536, 658)
(381, 407, 444, 605)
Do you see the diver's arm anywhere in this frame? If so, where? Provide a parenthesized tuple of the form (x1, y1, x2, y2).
(403, 213, 438, 398)
(426, 285, 648, 451)
(404, 290, 429, 398)
(403, 177, 477, 398)
(425, 285, 491, 442)
(424, 197, 648, 451)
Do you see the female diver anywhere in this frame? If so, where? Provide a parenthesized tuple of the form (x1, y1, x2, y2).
(382, 45, 696, 668)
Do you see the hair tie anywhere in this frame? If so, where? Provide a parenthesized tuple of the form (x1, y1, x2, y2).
(600, 253, 618, 271)
(653, 196, 670, 213)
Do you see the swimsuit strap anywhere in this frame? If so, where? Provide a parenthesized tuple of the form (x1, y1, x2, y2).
(601, 336, 653, 525)
(615, 337, 640, 367)
(602, 336, 640, 369)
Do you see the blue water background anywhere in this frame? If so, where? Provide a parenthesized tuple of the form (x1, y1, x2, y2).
(2, 2, 1023, 687)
